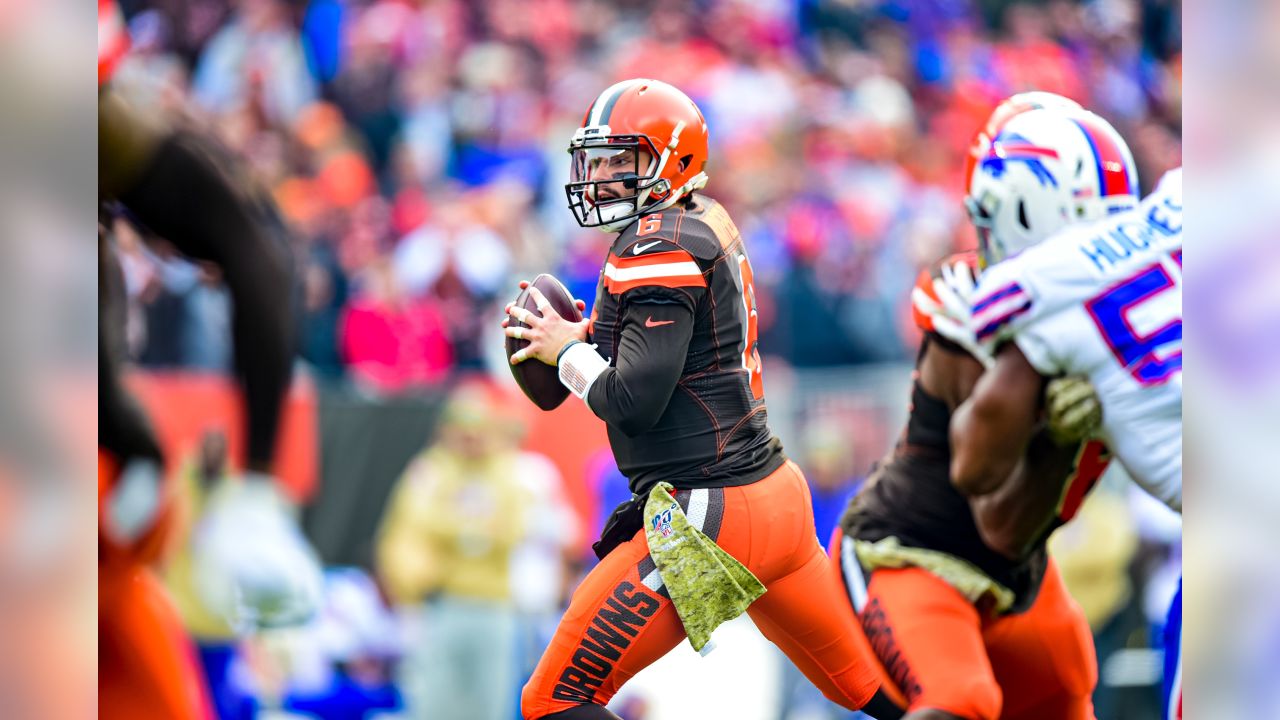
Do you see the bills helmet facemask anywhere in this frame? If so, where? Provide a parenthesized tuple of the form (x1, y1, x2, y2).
(566, 79, 710, 233)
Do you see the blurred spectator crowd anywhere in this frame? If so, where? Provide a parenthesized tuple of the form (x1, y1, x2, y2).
(107, 2, 1183, 716)
(108, 0, 1181, 390)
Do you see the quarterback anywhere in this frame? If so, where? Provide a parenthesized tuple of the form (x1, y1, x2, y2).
(503, 79, 901, 720)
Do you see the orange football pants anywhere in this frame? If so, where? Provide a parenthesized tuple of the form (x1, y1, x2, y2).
(851, 554, 1097, 720)
(521, 459, 895, 719)
(99, 564, 214, 720)
(99, 451, 213, 720)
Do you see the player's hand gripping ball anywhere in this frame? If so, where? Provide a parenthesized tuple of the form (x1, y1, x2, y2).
(503, 274, 588, 410)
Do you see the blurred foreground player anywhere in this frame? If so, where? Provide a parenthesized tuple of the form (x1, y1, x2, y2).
(98, 1, 321, 717)
(503, 79, 901, 720)
(927, 158, 1183, 718)
(833, 98, 1141, 720)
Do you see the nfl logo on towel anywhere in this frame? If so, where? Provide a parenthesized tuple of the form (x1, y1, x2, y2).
(651, 507, 674, 538)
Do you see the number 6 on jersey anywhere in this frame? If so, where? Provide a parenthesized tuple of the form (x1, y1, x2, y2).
(734, 253, 764, 400)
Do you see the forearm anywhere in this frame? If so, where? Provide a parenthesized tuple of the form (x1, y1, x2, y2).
(120, 131, 297, 471)
(583, 302, 692, 437)
(587, 367, 676, 436)
(950, 345, 1045, 496)
(950, 397, 1028, 496)
(971, 431, 1079, 558)
(99, 236, 164, 465)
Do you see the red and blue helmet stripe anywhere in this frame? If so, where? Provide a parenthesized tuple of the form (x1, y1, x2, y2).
(1071, 114, 1135, 200)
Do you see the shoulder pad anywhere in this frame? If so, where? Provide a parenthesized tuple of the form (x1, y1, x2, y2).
(616, 205, 725, 262)
(615, 233, 685, 259)
(673, 209, 735, 261)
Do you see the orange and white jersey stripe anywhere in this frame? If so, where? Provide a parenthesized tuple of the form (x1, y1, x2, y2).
(603, 249, 707, 294)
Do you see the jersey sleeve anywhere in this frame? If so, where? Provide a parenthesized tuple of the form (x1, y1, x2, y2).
(1011, 326, 1063, 376)
(582, 211, 711, 434)
(969, 256, 1039, 346)
(585, 300, 694, 437)
(970, 251, 1066, 375)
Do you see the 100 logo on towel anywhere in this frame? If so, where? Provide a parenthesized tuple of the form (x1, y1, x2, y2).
(651, 507, 675, 538)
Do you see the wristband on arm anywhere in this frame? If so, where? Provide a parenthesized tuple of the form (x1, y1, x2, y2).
(558, 341, 609, 399)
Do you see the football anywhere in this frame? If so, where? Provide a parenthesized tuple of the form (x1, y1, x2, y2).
(506, 273, 583, 411)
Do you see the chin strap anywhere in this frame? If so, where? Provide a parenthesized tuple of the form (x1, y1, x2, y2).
(648, 171, 709, 212)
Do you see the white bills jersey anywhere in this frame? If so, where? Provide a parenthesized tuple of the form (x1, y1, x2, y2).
(969, 169, 1183, 511)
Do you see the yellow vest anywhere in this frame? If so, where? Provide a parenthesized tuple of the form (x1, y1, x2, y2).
(376, 448, 530, 605)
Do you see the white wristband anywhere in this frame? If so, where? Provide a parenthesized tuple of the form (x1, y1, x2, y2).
(558, 342, 609, 399)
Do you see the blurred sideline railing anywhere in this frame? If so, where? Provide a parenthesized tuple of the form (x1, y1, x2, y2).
(129, 362, 916, 567)
(761, 362, 913, 480)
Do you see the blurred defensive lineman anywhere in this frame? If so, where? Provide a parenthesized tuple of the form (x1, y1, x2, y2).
(503, 79, 901, 720)
(938, 169, 1183, 511)
(924, 146, 1183, 718)
(834, 97, 1140, 720)
(99, 1, 321, 717)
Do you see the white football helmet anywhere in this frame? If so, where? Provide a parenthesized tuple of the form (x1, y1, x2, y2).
(964, 91, 1083, 184)
(965, 107, 1139, 267)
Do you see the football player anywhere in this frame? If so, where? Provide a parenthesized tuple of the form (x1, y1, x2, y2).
(926, 150, 1183, 717)
(98, 1, 321, 717)
(503, 79, 902, 720)
(832, 97, 1142, 720)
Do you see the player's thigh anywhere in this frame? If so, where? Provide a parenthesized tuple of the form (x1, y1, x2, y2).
(520, 530, 685, 720)
(748, 541, 887, 712)
(985, 560, 1097, 720)
(861, 567, 1002, 720)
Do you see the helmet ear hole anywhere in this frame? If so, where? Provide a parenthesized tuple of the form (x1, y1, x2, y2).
(1017, 200, 1031, 230)
(678, 154, 693, 172)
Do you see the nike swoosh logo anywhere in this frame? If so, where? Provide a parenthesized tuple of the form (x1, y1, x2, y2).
(632, 240, 663, 255)
(645, 316, 675, 328)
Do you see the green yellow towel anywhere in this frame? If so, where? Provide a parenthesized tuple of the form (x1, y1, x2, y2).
(643, 482, 766, 654)
(853, 535, 1017, 613)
